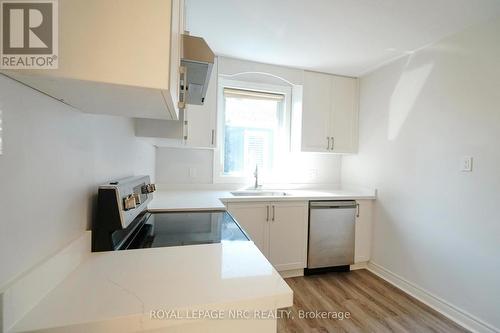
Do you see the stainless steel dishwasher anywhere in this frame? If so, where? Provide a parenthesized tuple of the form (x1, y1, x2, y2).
(306, 201, 357, 275)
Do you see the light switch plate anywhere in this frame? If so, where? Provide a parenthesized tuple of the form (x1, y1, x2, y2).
(461, 156, 473, 172)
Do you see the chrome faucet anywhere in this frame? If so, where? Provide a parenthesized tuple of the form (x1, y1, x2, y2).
(253, 164, 260, 189)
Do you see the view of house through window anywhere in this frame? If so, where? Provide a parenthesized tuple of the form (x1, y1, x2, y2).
(223, 88, 285, 177)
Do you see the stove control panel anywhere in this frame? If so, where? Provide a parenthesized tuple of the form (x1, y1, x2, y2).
(123, 195, 137, 211)
(141, 184, 156, 194)
(96, 176, 154, 229)
(94, 175, 155, 251)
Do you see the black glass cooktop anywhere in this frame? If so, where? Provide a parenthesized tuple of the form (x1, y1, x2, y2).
(122, 211, 249, 249)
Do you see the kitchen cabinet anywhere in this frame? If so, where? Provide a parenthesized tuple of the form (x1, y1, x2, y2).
(181, 57, 218, 148)
(1, 0, 185, 120)
(227, 201, 308, 271)
(300, 71, 359, 153)
(301, 72, 333, 152)
(134, 58, 218, 148)
(268, 202, 309, 271)
(354, 200, 373, 263)
(228, 198, 372, 269)
(226, 202, 269, 256)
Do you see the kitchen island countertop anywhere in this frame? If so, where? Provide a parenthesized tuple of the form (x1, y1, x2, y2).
(11, 240, 292, 333)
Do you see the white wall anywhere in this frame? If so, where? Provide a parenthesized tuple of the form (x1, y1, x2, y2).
(342, 17, 500, 330)
(156, 148, 213, 184)
(0, 76, 156, 289)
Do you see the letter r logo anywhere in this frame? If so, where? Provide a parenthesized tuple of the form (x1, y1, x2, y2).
(1, 1, 54, 54)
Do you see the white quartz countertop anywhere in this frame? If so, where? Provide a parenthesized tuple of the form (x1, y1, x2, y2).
(148, 190, 229, 212)
(149, 188, 376, 212)
(11, 186, 374, 332)
(11, 241, 292, 333)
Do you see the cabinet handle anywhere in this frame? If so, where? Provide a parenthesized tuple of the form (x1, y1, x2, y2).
(266, 205, 269, 222)
(356, 203, 360, 218)
(178, 65, 187, 110)
(211, 129, 215, 146)
(272, 205, 275, 221)
(330, 137, 335, 151)
(326, 137, 330, 150)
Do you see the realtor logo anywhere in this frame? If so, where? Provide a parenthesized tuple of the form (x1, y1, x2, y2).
(1, 0, 58, 69)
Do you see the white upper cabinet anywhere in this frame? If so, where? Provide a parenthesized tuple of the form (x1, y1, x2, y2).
(167, 0, 185, 120)
(301, 71, 333, 152)
(134, 57, 218, 148)
(300, 71, 359, 153)
(330, 75, 359, 153)
(1, 0, 185, 120)
(182, 57, 218, 148)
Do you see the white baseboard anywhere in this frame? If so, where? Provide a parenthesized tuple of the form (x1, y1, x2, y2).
(350, 262, 368, 270)
(279, 269, 303, 278)
(367, 262, 499, 333)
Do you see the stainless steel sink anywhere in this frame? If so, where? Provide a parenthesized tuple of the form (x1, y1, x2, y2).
(231, 190, 289, 197)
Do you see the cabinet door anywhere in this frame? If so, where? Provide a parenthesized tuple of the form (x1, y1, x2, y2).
(226, 202, 269, 257)
(184, 58, 218, 148)
(301, 71, 332, 152)
(330, 76, 359, 153)
(166, 0, 185, 120)
(268, 201, 308, 271)
(354, 200, 373, 263)
(3, 0, 183, 120)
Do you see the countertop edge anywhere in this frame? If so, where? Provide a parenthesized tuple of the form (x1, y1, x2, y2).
(11, 292, 293, 333)
(147, 207, 227, 212)
(148, 189, 376, 212)
(220, 195, 377, 203)
(10, 242, 292, 333)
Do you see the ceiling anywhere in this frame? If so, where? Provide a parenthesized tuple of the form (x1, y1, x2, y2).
(185, 0, 500, 77)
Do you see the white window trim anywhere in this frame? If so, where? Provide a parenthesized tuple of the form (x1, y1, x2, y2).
(214, 78, 292, 184)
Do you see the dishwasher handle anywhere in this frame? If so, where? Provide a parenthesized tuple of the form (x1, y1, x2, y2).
(310, 201, 356, 209)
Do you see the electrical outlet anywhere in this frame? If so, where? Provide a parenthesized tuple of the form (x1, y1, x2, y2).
(188, 167, 197, 178)
(307, 169, 318, 180)
(461, 156, 473, 172)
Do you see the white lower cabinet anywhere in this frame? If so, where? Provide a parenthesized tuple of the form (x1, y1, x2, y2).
(354, 200, 373, 263)
(226, 202, 270, 256)
(268, 202, 309, 271)
(228, 199, 373, 269)
(227, 201, 308, 271)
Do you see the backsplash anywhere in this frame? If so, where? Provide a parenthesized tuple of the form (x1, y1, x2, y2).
(155, 147, 342, 185)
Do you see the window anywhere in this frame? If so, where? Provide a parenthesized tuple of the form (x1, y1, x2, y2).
(220, 84, 290, 179)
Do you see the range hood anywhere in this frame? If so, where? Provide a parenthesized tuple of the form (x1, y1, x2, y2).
(181, 34, 215, 105)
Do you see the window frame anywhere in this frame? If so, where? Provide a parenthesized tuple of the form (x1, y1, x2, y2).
(214, 78, 292, 184)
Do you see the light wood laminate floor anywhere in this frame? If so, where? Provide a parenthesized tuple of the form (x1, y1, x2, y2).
(278, 269, 468, 333)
